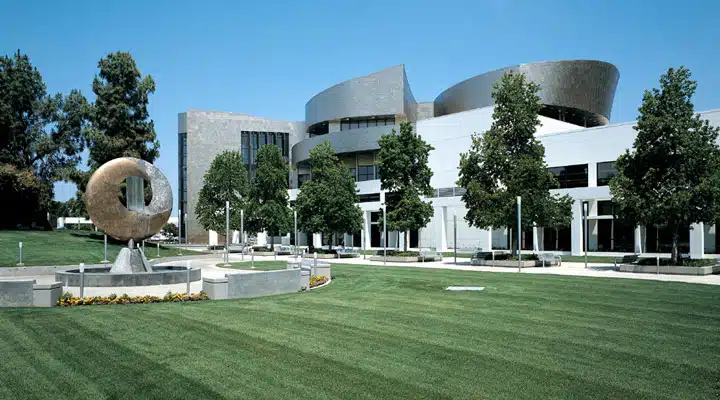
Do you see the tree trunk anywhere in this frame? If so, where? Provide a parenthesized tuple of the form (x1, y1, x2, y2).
(404, 231, 409, 252)
(270, 233, 274, 249)
(509, 226, 516, 256)
(671, 227, 679, 266)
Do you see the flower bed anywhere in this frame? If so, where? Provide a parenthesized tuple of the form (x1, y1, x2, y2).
(57, 291, 209, 307)
(309, 275, 329, 288)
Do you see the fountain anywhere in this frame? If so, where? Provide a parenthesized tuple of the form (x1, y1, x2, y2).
(55, 158, 201, 287)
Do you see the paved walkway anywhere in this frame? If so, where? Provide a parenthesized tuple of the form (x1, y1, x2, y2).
(8, 252, 720, 298)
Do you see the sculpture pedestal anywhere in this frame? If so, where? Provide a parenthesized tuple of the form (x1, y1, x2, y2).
(111, 247, 153, 273)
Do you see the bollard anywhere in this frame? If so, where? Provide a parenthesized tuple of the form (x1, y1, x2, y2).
(542, 258, 545, 268)
(157, 241, 160, 258)
(18, 241, 23, 266)
(313, 252, 317, 277)
(275, 248, 277, 261)
(186, 260, 191, 295)
(656, 255, 660, 275)
(79, 263, 85, 298)
(492, 250, 495, 267)
(142, 240, 145, 256)
(251, 248, 255, 269)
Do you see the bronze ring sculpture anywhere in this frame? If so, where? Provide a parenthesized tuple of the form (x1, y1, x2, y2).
(85, 157, 173, 242)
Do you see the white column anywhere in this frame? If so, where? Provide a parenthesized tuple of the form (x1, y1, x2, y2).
(532, 225, 540, 252)
(571, 200, 583, 256)
(434, 206, 448, 252)
(312, 233, 322, 248)
(690, 223, 704, 259)
(634, 226, 643, 254)
(362, 211, 371, 249)
(588, 162, 598, 188)
(208, 230, 218, 246)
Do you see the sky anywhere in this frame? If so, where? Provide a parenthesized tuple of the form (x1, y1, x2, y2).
(2, 0, 719, 208)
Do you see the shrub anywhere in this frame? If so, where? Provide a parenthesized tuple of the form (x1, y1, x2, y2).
(636, 258, 716, 267)
(57, 291, 209, 306)
(475, 253, 538, 261)
(375, 250, 420, 257)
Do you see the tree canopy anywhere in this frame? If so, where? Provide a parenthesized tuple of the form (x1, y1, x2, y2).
(457, 71, 572, 251)
(296, 141, 363, 247)
(377, 121, 434, 250)
(245, 145, 291, 246)
(610, 66, 720, 264)
(195, 151, 250, 234)
(70, 52, 159, 216)
(0, 50, 87, 228)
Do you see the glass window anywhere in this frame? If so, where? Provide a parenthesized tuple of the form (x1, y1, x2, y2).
(598, 200, 614, 216)
(298, 174, 311, 187)
(259, 132, 266, 147)
(358, 165, 375, 181)
(387, 116, 395, 125)
(348, 167, 357, 181)
(548, 164, 588, 188)
(367, 119, 377, 127)
(597, 161, 617, 186)
(268, 133, 275, 146)
(341, 121, 350, 131)
(375, 165, 381, 180)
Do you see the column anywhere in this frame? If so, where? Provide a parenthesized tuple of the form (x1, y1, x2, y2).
(690, 222, 704, 259)
(634, 226, 643, 254)
(571, 200, 583, 256)
(362, 211, 371, 250)
(434, 206, 448, 252)
(312, 233, 322, 248)
(533, 226, 541, 252)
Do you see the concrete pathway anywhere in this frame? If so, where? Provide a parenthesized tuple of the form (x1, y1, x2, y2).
(9, 252, 720, 298)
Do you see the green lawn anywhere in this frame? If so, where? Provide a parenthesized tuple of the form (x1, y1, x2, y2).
(216, 261, 287, 270)
(0, 230, 202, 267)
(0, 264, 718, 399)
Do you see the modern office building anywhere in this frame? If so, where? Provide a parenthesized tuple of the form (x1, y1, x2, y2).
(178, 60, 720, 257)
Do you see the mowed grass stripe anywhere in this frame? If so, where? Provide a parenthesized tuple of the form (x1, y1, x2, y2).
(0, 263, 717, 399)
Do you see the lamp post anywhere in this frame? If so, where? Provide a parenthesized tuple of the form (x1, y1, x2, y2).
(453, 210, 457, 265)
(18, 241, 23, 266)
(294, 209, 298, 257)
(224, 201, 230, 267)
(177, 209, 183, 255)
(583, 202, 588, 269)
(382, 204, 387, 265)
(241, 209, 245, 261)
(517, 196, 522, 273)
(184, 212, 188, 247)
(102, 234, 109, 263)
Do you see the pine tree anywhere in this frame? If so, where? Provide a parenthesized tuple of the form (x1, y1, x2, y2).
(610, 67, 720, 264)
(457, 71, 572, 253)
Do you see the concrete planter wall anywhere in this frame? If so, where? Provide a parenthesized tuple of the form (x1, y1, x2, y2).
(471, 260, 545, 267)
(0, 280, 63, 307)
(203, 269, 302, 300)
(369, 255, 421, 263)
(55, 266, 202, 287)
(619, 264, 720, 276)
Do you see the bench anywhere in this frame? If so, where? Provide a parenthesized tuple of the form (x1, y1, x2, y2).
(275, 245, 293, 255)
(538, 252, 562, 266)
(419, 248, 443, 262)
(613, 254, 639, 267)
(335, 248, 359, 258)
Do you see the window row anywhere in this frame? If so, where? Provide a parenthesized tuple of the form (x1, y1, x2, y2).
(340, 116, 395, 131)
(241, 131, 290, 165)
(546, 161, 618, 189)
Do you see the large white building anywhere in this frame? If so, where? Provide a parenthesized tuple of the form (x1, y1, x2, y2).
(179, 61, 720, 257)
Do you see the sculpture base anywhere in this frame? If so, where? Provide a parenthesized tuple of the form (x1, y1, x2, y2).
(111, 248, 153, 273)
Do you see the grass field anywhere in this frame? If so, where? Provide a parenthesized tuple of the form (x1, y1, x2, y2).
(0, 264, 718, 399)
(217, 261, 287, 270)
(0, 230, 200, 267)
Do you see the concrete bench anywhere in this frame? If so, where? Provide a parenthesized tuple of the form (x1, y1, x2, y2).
(538, 252, 562, 266)
(335, 248, 359, 258)
(614, 254, 639, 267)
(0, 280, 63, 307)
(419, 248, 443, 261)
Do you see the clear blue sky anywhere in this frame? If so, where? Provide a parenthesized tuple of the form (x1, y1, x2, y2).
(2, 0, 718, 206)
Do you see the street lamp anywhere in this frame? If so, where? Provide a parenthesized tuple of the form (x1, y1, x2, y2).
(453, 210, 457, 265)
(382, 204, 387, 265)
(241, 209, 245, 261)
(583, 202, 588, 269)
(294, 209, 298, 257)
(184, 212, 188, 247)
(517, 196, 522, 272)
(224, 201, 230, 267)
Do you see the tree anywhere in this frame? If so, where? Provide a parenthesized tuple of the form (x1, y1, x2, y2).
(162, 222, 179, 238)
(245, 145, 291, 247)
(0, 50, 87, 227)
(610, 67, 720, 265)
(377, 121, 434, 251)
(296, 141, 363, 248)
(195, 151, 250, 237)
(457, 71, 572, 253)
(70, 52, 159, 215)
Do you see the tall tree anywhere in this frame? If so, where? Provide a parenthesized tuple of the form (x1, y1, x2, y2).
(245, 145, 291, 247)
(0, 50, 87, 228)
(457, 71, 572, 253)
(195, 151, 250, 237)
(610, 67, 720, 264)
(71, 52, 159, 215)
(296, 141, 363, 248)
(377, 121, 434, 251)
